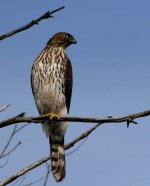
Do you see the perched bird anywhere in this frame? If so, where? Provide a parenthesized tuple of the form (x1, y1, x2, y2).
(31, 32, 77, 182)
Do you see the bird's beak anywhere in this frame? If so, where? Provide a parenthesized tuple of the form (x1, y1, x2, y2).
(71, 38, 77, 44)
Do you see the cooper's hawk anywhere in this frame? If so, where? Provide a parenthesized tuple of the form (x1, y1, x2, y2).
(31, 32, 76, 182)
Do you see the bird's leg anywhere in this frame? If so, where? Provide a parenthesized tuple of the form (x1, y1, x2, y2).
(44, 113, 60, 120)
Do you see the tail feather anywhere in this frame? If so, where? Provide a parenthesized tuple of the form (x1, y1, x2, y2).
(50, 139, 66, 182)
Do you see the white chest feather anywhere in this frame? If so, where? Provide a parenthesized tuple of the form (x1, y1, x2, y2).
(32, 47, 67, 115)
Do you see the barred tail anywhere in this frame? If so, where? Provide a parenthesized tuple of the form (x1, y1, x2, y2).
(50, 138, 66, 182)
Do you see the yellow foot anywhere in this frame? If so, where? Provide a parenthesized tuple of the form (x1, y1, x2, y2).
(44, 113, 59, 120)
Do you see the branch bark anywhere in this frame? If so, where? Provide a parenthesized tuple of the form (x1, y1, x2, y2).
(0, 123, 101, 186)
(1, 109, 150, 128)
(0, 108, 150, 185)
(0, 6, 65, 41)
(0, 105, 11, 112)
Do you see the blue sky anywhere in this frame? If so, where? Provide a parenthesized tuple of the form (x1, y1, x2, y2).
(1, 0, 150, 185)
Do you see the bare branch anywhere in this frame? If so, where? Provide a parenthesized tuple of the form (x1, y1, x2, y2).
(0, 159, 8, 168)
(0, 142, 21, 159)
(15, 123, 29, 133)
(66, 138, 87, 156)
(0, 105, 11, 112)
(12, 175, 27, 186)
(21, 176, 45, 186)
(0, 109, 150, 185)
(0, 123, 25, 160)
(0, 123, 101, 186)
(0, 109, 150, 128)
(0, 125, 18, 158)
(0, 6, 65, 41)
(43, 163, 50, 186)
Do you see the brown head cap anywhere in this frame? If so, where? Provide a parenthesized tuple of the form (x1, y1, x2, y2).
(47, 32, 77, 48)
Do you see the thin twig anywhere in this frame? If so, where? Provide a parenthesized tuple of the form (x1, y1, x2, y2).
(0, 123, 25, 159)
(0, 6, 65, 41)
(0, 109, 150, 185)
(0, 125, 17, 158)
(0, 104, 11, 112)
(43, 163, 50, 186)
(66, 138, 87, 156)
(0, 159, 8, 168)
(12, 175, 27, 186)
(1, 109, 150, 128)
(0, 142, 21, 159)
(21, 176, 45, 186)
(0, 123, 101, 186)
(15, 123, 29, 133)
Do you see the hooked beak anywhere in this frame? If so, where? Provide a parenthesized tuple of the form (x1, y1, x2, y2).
(71, 38, 77, 44)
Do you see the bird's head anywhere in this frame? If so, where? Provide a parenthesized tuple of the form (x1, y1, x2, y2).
(47, 32, 77, 48)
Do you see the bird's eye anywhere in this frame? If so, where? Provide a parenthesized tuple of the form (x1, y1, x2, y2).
(65, 34, 69, 38)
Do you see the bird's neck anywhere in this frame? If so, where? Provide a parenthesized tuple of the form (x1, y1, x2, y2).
(47, 46, 67, 60)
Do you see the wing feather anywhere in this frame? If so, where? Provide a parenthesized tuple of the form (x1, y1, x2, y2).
(65, 59, 73, 113)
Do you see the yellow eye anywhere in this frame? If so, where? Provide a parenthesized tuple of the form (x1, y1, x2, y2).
(65, 34, 69, 38)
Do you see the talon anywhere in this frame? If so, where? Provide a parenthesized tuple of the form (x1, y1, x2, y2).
(44, 113, 59, 120)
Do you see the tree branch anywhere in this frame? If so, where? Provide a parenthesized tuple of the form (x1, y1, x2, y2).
(0, 142, 21, 159)
(43, 162, 50, 186)
(0, 123, 28, 159)
(0, 6, 65, 41)
(0, 123, 101, 186)
(0, 125, 18, 158)
(0, 109, 150, 128)
(0, 109, 150, 185)
(0, 105, 11, 112)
